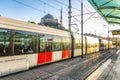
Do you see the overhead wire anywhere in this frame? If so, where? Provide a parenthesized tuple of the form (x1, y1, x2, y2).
(72, 12, 98, 33)
(72, 14, 108, 35)
(72, 13, 101, 34)
(77, 0, 109, 35)
(13, 0, 107, 35)
(54, 0, 81, 12)
(13, 0, 46, 13)
(38, 0, 60, 11)
(72, 14, 97, 31)
(38, 0, 67, 14)
(72, 12, 96, 17)
(72, 16, 102, 34)
(37, 0, 70, 26)
(79, 0, 107, 27)
(54, 0, 67, 6)
(13, 0, 62, 21)
(37, 0, 93, 30)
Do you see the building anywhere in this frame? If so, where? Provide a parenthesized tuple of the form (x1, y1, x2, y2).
(38, 14, 65, 30)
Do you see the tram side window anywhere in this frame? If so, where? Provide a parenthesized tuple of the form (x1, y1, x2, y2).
(87, 44, 91, 48)
(53, 36, 61, 51)
(62, 37, 71, 50)
(0, 29, 11, 56)
(67, 38, 71, 50)
(95, 44, 98, 48)
(67, 42, 71, 50)
(46, 35, 53, 52)
(39, 34, 45, 52)
(14, 31, 36, 54)
(74, 39, 81, 49)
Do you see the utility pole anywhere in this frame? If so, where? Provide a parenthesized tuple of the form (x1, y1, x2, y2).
(81, 0, 84, 58)
(68, 0, 72, 31)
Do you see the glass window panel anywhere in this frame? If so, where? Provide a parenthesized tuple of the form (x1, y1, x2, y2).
(62, 37, 71, 50)
(46, 35, 53, 52)
(39, 34, 45, 52)
(53, 36, 61, 51)
(14, 31, 37, 54)
(0, 29, 11, 56)
(74, 39, 81, 49)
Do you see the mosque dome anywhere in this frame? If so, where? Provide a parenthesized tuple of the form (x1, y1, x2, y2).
(43, 14, 54, 19)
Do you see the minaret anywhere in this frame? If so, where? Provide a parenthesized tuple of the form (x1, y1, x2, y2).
(60, 8, 63, 26)
(68, 0, 72, 30)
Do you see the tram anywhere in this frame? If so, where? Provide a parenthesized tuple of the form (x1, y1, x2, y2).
(0, 16, 113, 76)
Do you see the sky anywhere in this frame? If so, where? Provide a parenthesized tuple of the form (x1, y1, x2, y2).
(0, 0, 120, 37)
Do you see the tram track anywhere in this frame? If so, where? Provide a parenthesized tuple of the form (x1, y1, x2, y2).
(79, 52, 114, 80)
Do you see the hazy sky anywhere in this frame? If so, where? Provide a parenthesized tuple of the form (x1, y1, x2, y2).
(0, 0, 120, 37)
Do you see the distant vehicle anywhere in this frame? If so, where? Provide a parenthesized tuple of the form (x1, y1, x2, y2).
(0, 16, 114, 76)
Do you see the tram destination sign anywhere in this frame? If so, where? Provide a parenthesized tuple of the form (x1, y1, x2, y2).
(112, 30, 120, 35)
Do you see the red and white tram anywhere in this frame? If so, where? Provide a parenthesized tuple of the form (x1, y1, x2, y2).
(0, 16, 114, 76)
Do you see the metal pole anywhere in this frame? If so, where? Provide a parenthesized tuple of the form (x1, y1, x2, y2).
(68, 0, 72, 30)
(81, 0, 84, 58)
(108, 26, 109, 50)
(116, 37, 117, 48)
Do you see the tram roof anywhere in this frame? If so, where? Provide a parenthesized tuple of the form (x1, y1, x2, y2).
(88, 0, 120, 25)
(0, 16, 70, 37)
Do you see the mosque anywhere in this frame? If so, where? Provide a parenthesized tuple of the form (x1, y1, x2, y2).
(38, 14, 65, 30)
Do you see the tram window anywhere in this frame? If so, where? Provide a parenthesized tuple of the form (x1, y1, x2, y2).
(14, 31, 37, 54)
(74, 39, 81, 49)
(95, 44, 98, 47)
(53, 36, 61, 51)
(92, 44, 94, 48)
(46, 35, 53, 52)
(39, 34, 45, 52)
(76, 43, 81, 49)
(67, 42, 70, 49)
(0, 29, 11, 56)
(93, 44, 95, 48)
(62, 37, 70, 50)
(74, 39, 76, 49)
(62, 43, 65, 50)
(94, 44, 97, 47)
(87, 44, 91, 48)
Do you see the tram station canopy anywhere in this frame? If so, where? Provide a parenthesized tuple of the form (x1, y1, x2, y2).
(88, 0, 120, 25)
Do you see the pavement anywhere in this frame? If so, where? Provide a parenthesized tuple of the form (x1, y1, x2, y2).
(86, 48, 120, 80)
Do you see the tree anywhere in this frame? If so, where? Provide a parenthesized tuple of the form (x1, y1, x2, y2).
(28, 21, 36, 24)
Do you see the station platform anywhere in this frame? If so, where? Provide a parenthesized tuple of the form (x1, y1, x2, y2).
(86, 48, 120, 80)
